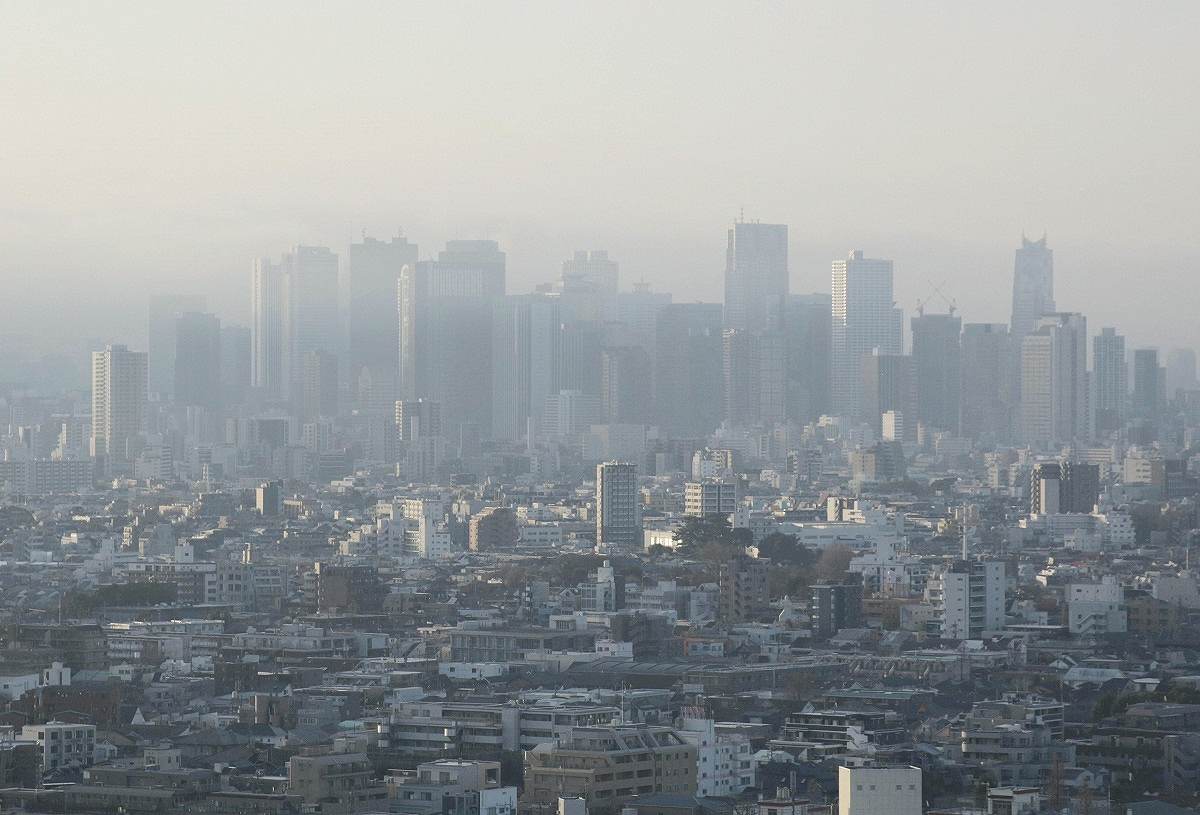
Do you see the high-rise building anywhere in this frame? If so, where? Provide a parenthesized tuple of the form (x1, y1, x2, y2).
(961, 323, 1012, 442)
(861, 352, 915, 440)
(600, 345, 653, 424)
(595, 461, 641, 553)
(1010, 235, 1055, 342)
(400, 241, 505, 436)
(832, 250, 902, 421)
(219, 323, 251, 408)
(302, 349, 339, 420)
(785, 293, 832, 423)
(683, 479, 738, 517)
(148, 293, 205, 398)
(1093, 327, 1127, 436)
(1031, 461, 1100, 515)
(1019, 313, 1087, 447)
(395, 399, 443, 442)
(719, 555, 770, 622)
(173, 311, 221, 410)
(281, 246, 340, 405)
(654, 303, 723, 436)
(810, 574, 864, 638)
(926, 560, 1005, 639)
(615, 283, 671, 363)
(724, 220, 788, 333)
(1166, 348, 1198, 397)
(723, 329, 785, 427)
(911, 312, 961, 434)
(492, 294, 562, 441)
(91, 344, 147, 464)
(1132, 348, 1163, 427)
(559, 250, 619, 323)
(251, 257, 286, 399)
(348, 234, 419, 408)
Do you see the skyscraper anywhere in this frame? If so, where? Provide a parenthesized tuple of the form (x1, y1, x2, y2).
(595, 461, 641, 553)
(911, 311, 962, 434)
(1132, 348, 1163, 428)
(148, 293, 205, 399)
(302, 350, 339, 420)
(347, 234, 418, 408)
(173, 312, 221, 410)
(91, 344, 147, 465)
(281, 246, 340, 406)
(724, 219, 788, 333)
(600, 345, 653, 424)
(831, 250, 902, 421)
(1092, 327, 1127, 436)
(961, 323, 1013, 442)
(1020, 312, 1087, 447)
(1010, 235, 1055, 342)
(654, 303, 723, 436)
(784, 293, 832, 424)
(220, 323, 251, 408)
(1166, 348, 1198, 397)
(722, 329, 785, 428)
(560, 250, 619, 323)
(251, 257, 286, 399)
(491, 294, 562, 441)
(399, 241, 505, 436)
(861, 352, 916, 440)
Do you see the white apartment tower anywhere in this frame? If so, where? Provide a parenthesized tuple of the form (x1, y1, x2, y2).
(91, 344, 147, 464)
(926, 560, 1005, 640)
(831, 250, 903, 421)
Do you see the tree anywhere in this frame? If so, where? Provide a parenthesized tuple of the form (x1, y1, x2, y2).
(757, 533, 815, 568)
(673, 514, 736, 555)
(816, 544, 854, 580)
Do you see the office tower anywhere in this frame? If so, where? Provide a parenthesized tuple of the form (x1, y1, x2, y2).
(1132, 348, 1163, 428)
(251, 257, 286, 399)
(1031, 461, 1100, 515)
(255, 480, 283, 516)
(492, 294, 562, 441)
(600, 345, 653, 424)
(595, 461, 641, 553)
(282, 246, 340, 405)
(785, 293, 832, 423)
(961, 323, 1013, 442)
(348, 234, 419, 407)
(148, 293, 205, 398)
(654, 303, 724, 436)
(558, 319, 604, 397)
(173, 312, 221, 410)
(810, 575, 864, 639)
(1093, 327, 1127, 436)
(911, 312, 961, 433)
(1166, 348, 1198, 397)
(616, 283, 671, 361)
(395, 399, 443, 442)
(559, 249, 619, 322)
(1019, 313, 1087, 447)
(302, 350, 339, 420)
(719, 555, 770, 622)
(220, 323, 251, 408)
(399, 241, 506, 436)
(683, 479, 738, 517)
(926, 560, 1005, 639)
(1010, 234, 1055, 342)
(722, 329, 785, 427)
(724, 220, 788, 332)
(91, 344, 148, 464)
(831, 250, 903, 421)
(861, 352, 915, 440)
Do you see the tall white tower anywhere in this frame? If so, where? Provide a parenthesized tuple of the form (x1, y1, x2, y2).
(831, 250, 902, 421)
(91, 344, 147, 464)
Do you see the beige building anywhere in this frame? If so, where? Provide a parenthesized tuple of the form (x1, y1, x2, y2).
(287, 749, 387, 814)
(524, 726, 697, 815)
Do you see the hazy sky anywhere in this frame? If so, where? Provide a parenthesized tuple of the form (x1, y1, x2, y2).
(3, 1, 1199, 353)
